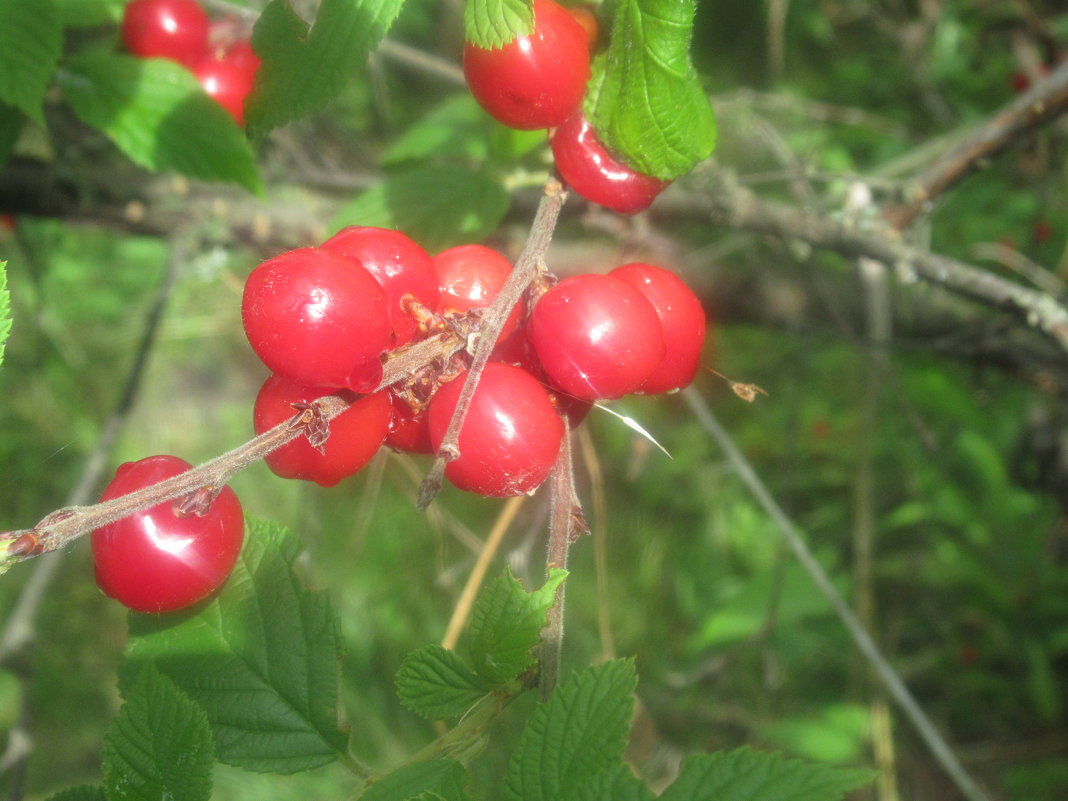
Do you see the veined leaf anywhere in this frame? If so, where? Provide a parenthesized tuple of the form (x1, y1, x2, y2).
(54, 0, 124, 27)
(247, 0, 405, 133)
(358, 759, 471, 801)
(585, 0, 716, 179)
(125, 521, 347, 774)
(59, 52, 261, 192)
(658, 748, 875, 801)
(563, 765, 654, 801)
(0, 0, 62, 123)
(504, 659, 636, 801)
(465, 0, 533, 50)
(103, 665, 214, 801)
(467, 568, 567, 685)
(329, 166, 510, 252)
(395, 645, 490, 720)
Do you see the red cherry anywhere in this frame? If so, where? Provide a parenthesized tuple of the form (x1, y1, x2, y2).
(121, 0, 210, 68)
(321, 227, 440, 347)
(551, 112, 670, 214)
(242, 247, 392, 392)
(433, 244, 522, 344)
(529, 273, 664, 400)
(253, 375, 391, 487)
(564, 4, 600, 50)
(428, 363, 564, 496)
(386, 393, 434, 454)
(223, 39, 260, 72)
(610, 263, 706, 394)
(91, 455, 244, 613)
(463, 0, 590, 130)
(194, 47, 259, 125)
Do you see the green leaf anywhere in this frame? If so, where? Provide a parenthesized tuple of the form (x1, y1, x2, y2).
(383, 95, 493, 165)
(504, 659, 636, 801)
(54, 0, 124, 27)
(45, 786, 107, 801)
(465, 0, 533, 50)
(329, 166, 510, 252)
(585, 0, 716, 179)
(358, 759, 471, 801)
(563, 765, 654, 801)
(467, 568, 566, 685)
(658, 748, 875, 801)
(103, 665, 214, 801)
(0, 262, 10, 369)
(0, 0, 62, 123)
(246, 0, 405, 134)
(58, 52, 262, 192)
(125, 520, 347, 774)
(0, 102, 23, 169)
(395, 645, 490, 720)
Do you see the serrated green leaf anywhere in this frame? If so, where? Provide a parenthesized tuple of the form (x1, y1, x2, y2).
(504, 659, 636, 801)
(246, 0, 405, 134)
(465, 0, 533, 50)
(124, 520, 346, 774)
(585, 0, 715, 180)
(0, 0, 61, 123)
(58, 52, 262, 192)
(467, 568, 566, 685)
(396, 645, 490, 720)
(563, 765, 654, 801)
(383, 95, 492, 165)
(0, 262, 9, 370)
(329, 166, 510, 252)
(45, 786, 107, 801)
(358, 759, 471, 801)
(103, 665, 214, 801)
(658, 748, 875, 801)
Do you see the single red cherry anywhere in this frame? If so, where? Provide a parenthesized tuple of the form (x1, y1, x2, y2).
(194, 46, 259, 124)
(321, 227, 440, 347)
(463, 0, 590, 130)
(564, 4, 600, 51)
(433, 244, 522, 344)
(610, 263, 706, 394)
(253, 375, 392, 487)
(91, 455, 244, 614)
(121, 0, 210, 68)
(242, 247, 392, 392)
(428, 363, 564, 497)
(529, 273, 664, 400)
(551, 112, 671, 214)
(386, 393, 434, 455)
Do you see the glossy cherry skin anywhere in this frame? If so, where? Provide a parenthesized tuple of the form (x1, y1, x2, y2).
(551, 112, 671, 214)
(253, 375, 391, 487)
(121, 0, 210, 68)
(386, 393, 434, 455)
(610, 263, 706, 394)
(463, 0, 590, 130)
(428, 363, 564, 497)
(564, 4, 600, 51)
(321, 227, 440, 347)
(194, 47, 259, 125)
(433, 244, 521, 344)
(91, 455, 244, 614)
(242, 247, 391, 392)
(529, 273, 664, 400)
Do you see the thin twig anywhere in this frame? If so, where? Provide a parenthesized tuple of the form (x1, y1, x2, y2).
(419, 180, 568, 509)
(682, 387, 993, 801)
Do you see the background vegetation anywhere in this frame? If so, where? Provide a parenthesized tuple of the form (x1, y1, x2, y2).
(1, 1, 1067, 799)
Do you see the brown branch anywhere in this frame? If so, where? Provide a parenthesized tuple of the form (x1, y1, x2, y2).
(0, 332, 465, 567)
(418, 179, 568, 509)
(884, 58, 1068, 228)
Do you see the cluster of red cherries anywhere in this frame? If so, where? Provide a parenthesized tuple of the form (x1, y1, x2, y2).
(464, 0, 669, 214)
(120, 0, 260, 125)
(91, 227, 705, 613)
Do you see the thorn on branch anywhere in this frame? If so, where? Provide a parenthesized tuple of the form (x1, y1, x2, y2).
(176, 485, 224, 518)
